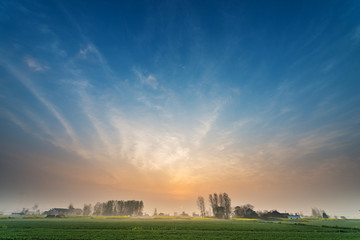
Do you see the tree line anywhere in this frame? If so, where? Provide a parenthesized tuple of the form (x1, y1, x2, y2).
(92, 200, 144, 216)
(38, 200, 144, 217)
(197, 193, 231, 219)
(13, 195, 333, 219)
(233, 204, 291, 219)
(197, 193, 330, 219)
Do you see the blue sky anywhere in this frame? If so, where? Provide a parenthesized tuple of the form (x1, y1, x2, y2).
(0, 0, 360, 217)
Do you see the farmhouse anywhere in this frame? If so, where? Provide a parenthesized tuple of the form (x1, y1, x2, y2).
(288, 214, 301, 219)
(11, 212, 23, 215)
(278, 212, 290, 218)
(43, 208, 82, 216)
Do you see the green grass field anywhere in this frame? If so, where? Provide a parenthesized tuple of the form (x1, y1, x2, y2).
(0, 217, 359, 239)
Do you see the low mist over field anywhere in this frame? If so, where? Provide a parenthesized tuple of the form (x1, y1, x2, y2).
(0, 0, 360, 218)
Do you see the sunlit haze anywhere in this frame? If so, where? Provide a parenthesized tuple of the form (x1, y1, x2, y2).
(0, 0, 360, 218)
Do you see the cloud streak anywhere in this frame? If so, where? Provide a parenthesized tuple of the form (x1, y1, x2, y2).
(133, 68, 159, 89)
(1, 60, 78, 146)
(25, 56, 48, 71)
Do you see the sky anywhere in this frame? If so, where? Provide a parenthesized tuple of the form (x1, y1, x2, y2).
(0, 0, 360, 217)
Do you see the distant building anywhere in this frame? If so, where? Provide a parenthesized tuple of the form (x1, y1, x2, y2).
(43, 208, 69, 216)
(43, 208, 82, 216)
(288, 214, 301, 219)
(11, 212, 24, 215)
(278, 212, 290, 218)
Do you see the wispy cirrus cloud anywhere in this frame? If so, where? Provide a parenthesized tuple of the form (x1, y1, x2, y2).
(75, 43, 116, 82)
(133, 68, 159, 89)
(2, 61, 77, 145)
(193, 102, 222, 146)
(24, 56, 49, 71)
(78, 45, 95, 59)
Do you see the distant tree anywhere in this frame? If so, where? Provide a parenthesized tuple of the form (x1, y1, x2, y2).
(83, 204, 92, 215)
(209, 194, 215, 216)
(115, 201, 123, 215)
(234, 204, 258, 218)
(209, 193, 220, 217)
(92, 200, 143, 216)
(138, 201, 144, 216)
(32, 204, 38, 211)
(197, 196, 206, 217)
(215, 206, 225, 219)
(180, 211, 189, 217)
(153, 208, 158, 217)
(213, 194, 219, 211)
(234, 206, 241, 217)
(209, 193, 231, 219)
(32, 204, 40, 215)
(217, 193, 225, 218)
(219, 193, 224, 208)
(192, 212, 199, 217)
(311, 208, 322, 218)
(311, 208, 328, 218)
(21, 208, 29, 215)
(93, 202, 103, 216)
(103, 200, 115, 216)
(68, 203, 78, 215)
(223, 193, 231, 219)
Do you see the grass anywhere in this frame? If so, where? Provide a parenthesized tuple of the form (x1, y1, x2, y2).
(304, 219, 360, 229)
(25, 215, 46, 219)
(0, 217, 359, 239)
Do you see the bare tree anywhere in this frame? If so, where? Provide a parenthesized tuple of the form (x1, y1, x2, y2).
(312, 208, 321, 218)
(223, 192, 231, 219)
(209, 193, 231, 219)
(197, 196, 206, 217)
(209, 194, 216, 217)
(209, 194, 214, 211)
(213, 193, 219, 209)
(312, 208, 328, 218)
(219, 193, 224, 208)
